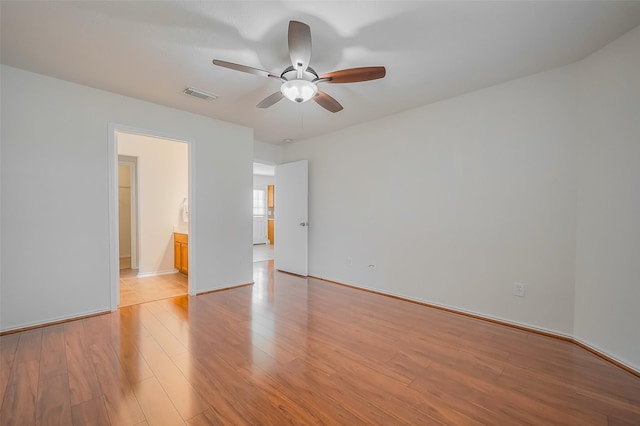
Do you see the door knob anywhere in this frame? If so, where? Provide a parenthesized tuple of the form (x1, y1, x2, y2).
(299, 222, 308, 227)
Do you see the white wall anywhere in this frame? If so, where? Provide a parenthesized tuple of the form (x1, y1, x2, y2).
(0, 65, 253, 331)
(254, 140, 283, 165)
(118, 164, 132, 258)
(118, 133, 188, 275)
(574, 26, 640, 370)
(283, 25, 640, 371)
(253, 174, 275, 188)
(284, 64, 579, 335)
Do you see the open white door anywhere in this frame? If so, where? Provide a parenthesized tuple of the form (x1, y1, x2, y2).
(275, 160, 308, 276)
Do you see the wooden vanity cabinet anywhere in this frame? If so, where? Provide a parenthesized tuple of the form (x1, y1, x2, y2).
(267, 185, 274, 208)
(268, 219, 274, 245)
(174, 233, 188, 275)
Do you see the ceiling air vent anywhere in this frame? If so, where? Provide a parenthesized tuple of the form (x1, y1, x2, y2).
(183, 87, 218, 100)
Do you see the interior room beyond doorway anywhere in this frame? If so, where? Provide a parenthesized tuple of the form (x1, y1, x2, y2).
(253, 162, 275, 262)
(117, 131, 189, 306)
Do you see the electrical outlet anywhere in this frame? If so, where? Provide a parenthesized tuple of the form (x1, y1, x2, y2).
(513, 282, 526, 297)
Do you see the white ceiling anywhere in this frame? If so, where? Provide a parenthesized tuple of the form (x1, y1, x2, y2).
(2, 1, 640, 145)
(253, 163, 275, 177)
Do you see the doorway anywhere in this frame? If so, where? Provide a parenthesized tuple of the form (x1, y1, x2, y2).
(253, 163, 275, 262)
(109, 125, 193, 310)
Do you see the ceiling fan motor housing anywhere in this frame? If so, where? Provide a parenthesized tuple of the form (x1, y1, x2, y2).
(280, 65, 319, 82)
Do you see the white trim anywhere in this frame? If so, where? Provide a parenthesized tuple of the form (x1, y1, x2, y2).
(573, 336, 640, 375)
(315, 275, 573, 338)
(312, 274, 640, 375)
(136, 269, 180, 278)
(195, 280, 255, 295)
(108, 124, 119, 311)
(108, 123, 196, 311)
(188, 139, 196, 296)
(0, 308, 110, 333)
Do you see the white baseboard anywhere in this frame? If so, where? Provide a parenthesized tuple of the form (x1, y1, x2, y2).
(196, 280, 253, 295)
(573, 336, 640, 375)
(311, 274, 639, 377)
(136, 269, 179, 278)
(1, 307, 110, 334)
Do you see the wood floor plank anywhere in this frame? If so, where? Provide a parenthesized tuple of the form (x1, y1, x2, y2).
(331, 358, 476, 425)
(607, 414, 640, 426)
(35, 373, 72, 426)
(263, 357, 397, 425)
(137, 305, 188, 357)
(14, 329, 43, 363)
(0, 334, 20, 406)
(81, 315, 113, 347)
(171, 352, 267, 425)
(141, 302, 192, 349)
(499, 363, 639, 422)
(247, 329, 298, 365)
(119, 271, 187, 308)
(186, 409, 224, 426)
(412, 360, 607, 425)
(240, 319, 338, 376)
(63, 322, 101, 406)
(110, 334, 154, 385)
(231, 365, 326, 425)
(405, 360, 509, 424)
(39, 325, 68, 380)
(70, 396, 110, 426)
(133, 332, 208, 420)
(133, 377, 185, 425)
(109, 309, 155, 385)
(88, 341, 145, 426)
(1, 330, 43, 425)
(0, 360, 39, 426)
(1, 260, 639, 424)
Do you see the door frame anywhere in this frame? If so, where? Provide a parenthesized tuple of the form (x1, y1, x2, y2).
(108, 123, 196, 311)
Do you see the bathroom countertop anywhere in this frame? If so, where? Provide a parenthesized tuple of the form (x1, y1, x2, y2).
(173, 225, 189, 235)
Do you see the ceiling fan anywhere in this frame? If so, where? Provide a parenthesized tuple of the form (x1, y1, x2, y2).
(212, 20, 386, 113)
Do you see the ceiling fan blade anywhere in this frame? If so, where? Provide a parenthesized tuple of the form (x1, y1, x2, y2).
(319, 66, 386, 84)
(256, 91, 284, 108)
(212, 59, 281, 79)
(288, 21, 312, 71)
(314, 91, 343, 113)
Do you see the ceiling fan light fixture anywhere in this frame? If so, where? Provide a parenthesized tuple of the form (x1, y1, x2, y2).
(281, 79, 317, 103)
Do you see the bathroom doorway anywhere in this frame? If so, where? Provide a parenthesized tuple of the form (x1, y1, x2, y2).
(111, 128, 191, 308)
(118, 155, 138, 270)
(253, 163, 275, 262)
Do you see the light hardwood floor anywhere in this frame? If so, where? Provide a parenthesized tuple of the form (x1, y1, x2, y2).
(1, 260, 639, 425)
(253, 243, 274, 262)
(120, 270, 187, 307)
